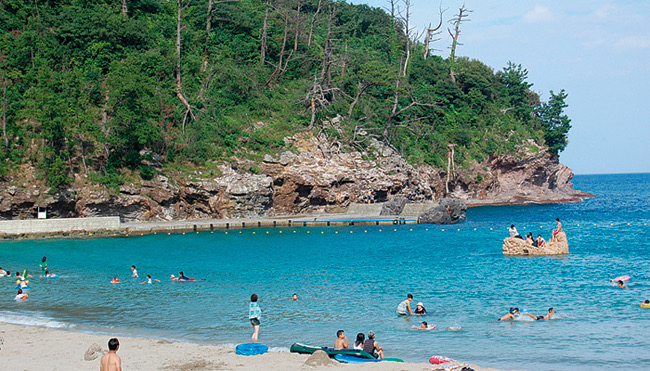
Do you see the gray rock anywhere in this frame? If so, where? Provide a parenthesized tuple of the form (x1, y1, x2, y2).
(279, 151, 296, 166)
(380, 196, 408, 216)
(263, 154, 278, 164)
(417, 198, 467, 224)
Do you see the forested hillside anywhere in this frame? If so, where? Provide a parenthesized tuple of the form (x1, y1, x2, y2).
(0, 0, 571, 192)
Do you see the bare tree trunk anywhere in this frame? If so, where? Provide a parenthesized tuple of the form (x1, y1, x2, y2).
(121, 0, 128, 15)
(383, 79, 401, 140)
(293, 0, 302, 53)
(423, 8, 443, 59)
(445, 143, 456, 194)
(260, 0, 270, 64)
(341, 40, 348, 77)
(1, 76, 7, 149)
(401, 0, 411, 77)
(348, 82, 366, 117)
(176, 0, 194, 134)
(202, 0, 214, 73)
(448, 5, 471, 83)
(307, 0, 322, 47)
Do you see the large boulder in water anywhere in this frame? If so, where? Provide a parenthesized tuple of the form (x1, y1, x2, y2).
(502, 231, 569, 255)
(417, 198, 467, 224)
(380, 196, 408, 216)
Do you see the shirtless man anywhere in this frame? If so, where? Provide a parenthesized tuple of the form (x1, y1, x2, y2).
(498, 307, 521, 321)
(523, 307, 555, 321)
(100, 338, 122, 371)
(334, 330, 348, 349)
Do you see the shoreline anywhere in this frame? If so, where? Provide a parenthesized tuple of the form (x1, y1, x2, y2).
(0, 322, 506, 370)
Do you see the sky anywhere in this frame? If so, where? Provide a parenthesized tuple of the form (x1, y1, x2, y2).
(349, 0, 650, 175)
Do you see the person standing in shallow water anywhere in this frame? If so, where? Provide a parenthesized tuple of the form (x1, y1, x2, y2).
(249, 294, 262, 340)
(40, 257, 47, 275)
(397, 293, 415, 315)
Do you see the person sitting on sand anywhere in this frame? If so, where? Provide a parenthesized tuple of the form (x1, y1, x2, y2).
(522, 308, 555, 321)
(100, 338, 122, 371)
(362, 331, 384, 359)
(415, 302, 427, 315)
(334, 330, 348, 349)
(140, 275, 161, 284)
(499, 307, 521, 321)
(617, 280, 628, 289)
(536, 235, 546, 247)
(397, 293, 415, 315)
(412, 321, 436, 330)
(14, 289, 28, 301)
(353, 333, 365, 350)
(111, 277, 120, 284)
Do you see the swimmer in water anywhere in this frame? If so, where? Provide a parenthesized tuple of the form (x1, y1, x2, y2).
(177, 271, 191, 281)
(412, 321, 436, 330)
(617, 280, 628, 289)
(498, 307, 521, 321)
(111, 277, 120, 284)
(42, 270, 56, 278)
(292, 293, 299, 301)
(641, 300, 650, 308)
(131, 265, 138, 278)
(14, 289, 28, 301)
(139, 275, 161, 284)
(523, 307, 555, 321)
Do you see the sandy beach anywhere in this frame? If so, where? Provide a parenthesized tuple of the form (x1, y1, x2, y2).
(0, 322, 507, 370)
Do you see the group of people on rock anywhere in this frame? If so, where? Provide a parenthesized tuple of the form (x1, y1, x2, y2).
(508, 218, 563, 247)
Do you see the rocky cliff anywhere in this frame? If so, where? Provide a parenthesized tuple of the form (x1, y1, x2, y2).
(0, 133, 592, 221)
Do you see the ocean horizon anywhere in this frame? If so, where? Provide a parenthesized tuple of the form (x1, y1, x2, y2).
(1, 173, 649, 370)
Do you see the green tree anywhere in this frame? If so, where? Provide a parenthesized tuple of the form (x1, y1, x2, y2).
(538, 89, 571, 156)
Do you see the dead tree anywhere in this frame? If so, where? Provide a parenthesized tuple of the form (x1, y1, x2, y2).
(445, 143, 456, 194)
(260, 0, 271, 64)
(202, 0, 239, 73)
(307, 5, 337, 128)
(399, 0, 413, 76)
(1, 72, 7, 149)
(423, 6, 445, 59)
(383, 80, 438, 142)
(121, 0, 128, 15)
(447, 5, 471, 83)
(176, 0, 196, 134)
(307, 0, 323, 47)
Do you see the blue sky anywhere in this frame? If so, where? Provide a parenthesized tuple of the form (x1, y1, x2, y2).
(349, 0, 650, 174)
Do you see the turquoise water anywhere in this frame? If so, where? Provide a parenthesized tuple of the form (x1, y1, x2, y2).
(1, 173, 649, 370)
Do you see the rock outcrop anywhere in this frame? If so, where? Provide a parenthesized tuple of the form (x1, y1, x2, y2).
(417, 198, 467, 224)
(0, 134, 592, 222)
(380, 197, 408, 216)
(502, 231, 569, 255)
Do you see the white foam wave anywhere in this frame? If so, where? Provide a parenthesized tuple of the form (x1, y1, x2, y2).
(0, 311, 74, 329)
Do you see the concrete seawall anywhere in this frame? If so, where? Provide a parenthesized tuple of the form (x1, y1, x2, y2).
(0, 217, 121, 236)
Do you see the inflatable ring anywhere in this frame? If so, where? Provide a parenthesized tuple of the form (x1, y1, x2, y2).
(641, 303, 650, 309)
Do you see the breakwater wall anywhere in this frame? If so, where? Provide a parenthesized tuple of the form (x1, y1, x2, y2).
(0, 217, 121, 237)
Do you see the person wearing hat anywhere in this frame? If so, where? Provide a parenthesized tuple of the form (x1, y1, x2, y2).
(415, 302, 427, 315)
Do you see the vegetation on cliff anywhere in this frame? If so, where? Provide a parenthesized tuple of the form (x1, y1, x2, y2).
(0, 0, 571, 191)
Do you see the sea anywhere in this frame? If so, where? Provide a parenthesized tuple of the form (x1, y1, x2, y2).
(1, 173, 649, 370)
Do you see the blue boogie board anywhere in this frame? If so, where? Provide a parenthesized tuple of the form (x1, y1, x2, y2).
(236, 343, 268, 356)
